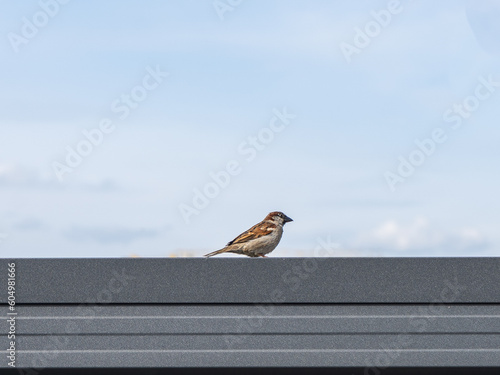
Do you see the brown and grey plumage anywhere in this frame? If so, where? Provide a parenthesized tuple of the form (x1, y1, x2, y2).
(204, 211, 293, 258)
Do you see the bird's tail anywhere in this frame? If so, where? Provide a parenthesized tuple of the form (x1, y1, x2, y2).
(204, 248, 227, 258)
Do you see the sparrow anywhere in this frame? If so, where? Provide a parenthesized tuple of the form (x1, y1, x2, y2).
(204, 211, 293, 258)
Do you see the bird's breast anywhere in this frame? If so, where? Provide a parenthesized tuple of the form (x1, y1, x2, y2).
(243, 225, 283, 253)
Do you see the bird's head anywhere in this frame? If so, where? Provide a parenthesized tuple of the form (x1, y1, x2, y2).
(265, 211, 293, 226)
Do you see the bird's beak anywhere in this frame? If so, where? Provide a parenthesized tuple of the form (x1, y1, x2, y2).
(284, 215, 293, 223)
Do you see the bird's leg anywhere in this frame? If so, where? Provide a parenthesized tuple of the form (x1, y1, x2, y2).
(259, 254, 267, 258)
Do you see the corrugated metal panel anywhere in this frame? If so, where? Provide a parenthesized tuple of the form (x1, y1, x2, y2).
(2, 305, 500, 367)
(2, 258, 500, 303)
(5, 305, 500, 334)
(1, 258, 500, 370)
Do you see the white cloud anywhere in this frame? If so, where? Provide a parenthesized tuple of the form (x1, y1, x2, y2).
(356, 217, 489, 255)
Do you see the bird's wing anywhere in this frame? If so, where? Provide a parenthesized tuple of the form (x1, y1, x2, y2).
(226, 221, 276, 246)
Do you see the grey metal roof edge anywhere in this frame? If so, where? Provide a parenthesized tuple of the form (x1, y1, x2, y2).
(1, 257, 499, 304)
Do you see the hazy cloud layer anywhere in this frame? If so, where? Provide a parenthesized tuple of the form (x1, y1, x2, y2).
(12, 218, 47, 232)
(63, 226, 161, 245)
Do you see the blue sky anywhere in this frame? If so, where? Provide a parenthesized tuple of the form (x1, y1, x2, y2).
(0, 0, 499, 258)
